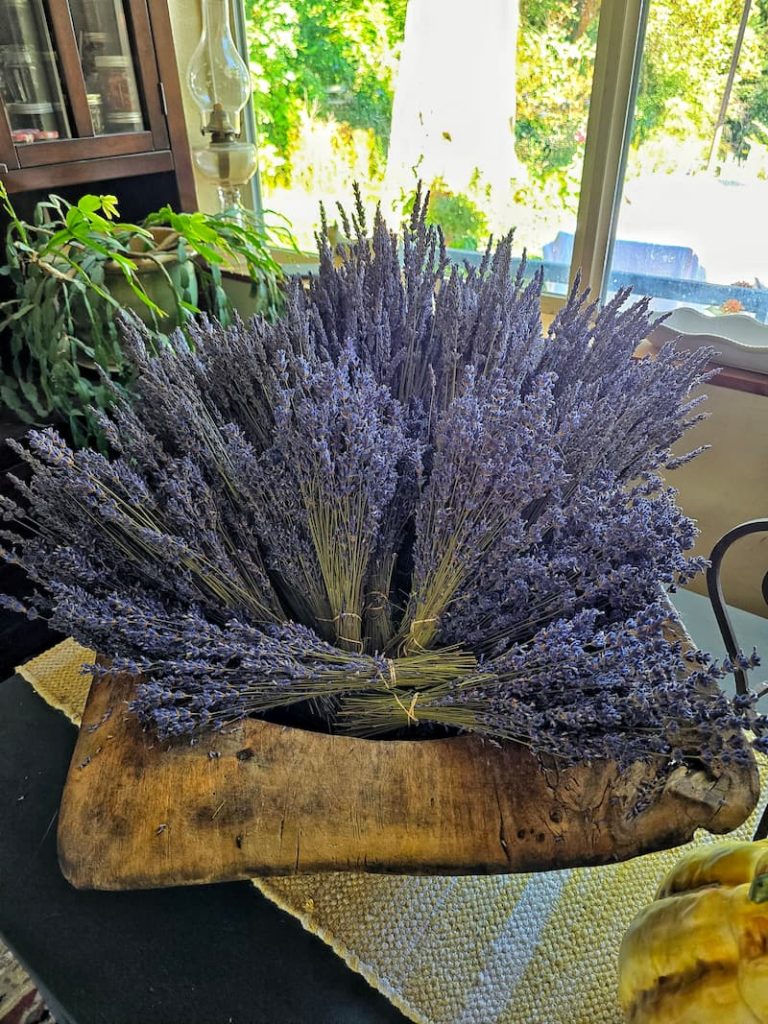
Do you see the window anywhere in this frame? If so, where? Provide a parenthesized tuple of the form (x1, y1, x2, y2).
(605, 0, 768, 339)
(238, 0, 768, 338)
(243, 0, 602, 298)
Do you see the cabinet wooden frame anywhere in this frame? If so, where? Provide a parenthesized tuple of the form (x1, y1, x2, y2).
(0, 0, 196, 210)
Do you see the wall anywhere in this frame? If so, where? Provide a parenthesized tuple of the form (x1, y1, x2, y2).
(665, 382, 768, 617)
(165, 0, 216, 211)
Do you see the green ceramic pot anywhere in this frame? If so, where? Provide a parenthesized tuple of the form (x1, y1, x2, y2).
(103, 226, 198, 332)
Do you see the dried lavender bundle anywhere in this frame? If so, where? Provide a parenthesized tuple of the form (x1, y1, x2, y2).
(2, 186, 766, 772)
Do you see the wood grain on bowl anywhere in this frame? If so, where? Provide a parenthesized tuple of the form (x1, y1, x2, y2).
(57, 671, 759, 890)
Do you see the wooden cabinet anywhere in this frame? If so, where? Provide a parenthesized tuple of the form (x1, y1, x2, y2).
(0, 0, 195, 207)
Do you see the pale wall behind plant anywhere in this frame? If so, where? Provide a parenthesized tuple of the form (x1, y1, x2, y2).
(665, 383, 768, 618)
(166, 0, 214, 212)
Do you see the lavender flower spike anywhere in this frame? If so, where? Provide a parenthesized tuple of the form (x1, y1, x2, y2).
(3, 186, 763, 774)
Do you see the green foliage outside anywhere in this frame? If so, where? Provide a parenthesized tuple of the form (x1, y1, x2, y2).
(514, 0, 599, 215)
(245, 0, 768, 251)
(728, 0, 768, 162)
(421, 188, 489, 250)
(631, 0, 763, 159)
(247, 0, 406, 186)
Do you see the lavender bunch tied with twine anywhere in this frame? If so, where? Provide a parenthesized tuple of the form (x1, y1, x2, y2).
(2, 185, 765, 776)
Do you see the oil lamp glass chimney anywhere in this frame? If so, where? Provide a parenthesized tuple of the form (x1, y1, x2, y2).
(187, 0, 258, 213)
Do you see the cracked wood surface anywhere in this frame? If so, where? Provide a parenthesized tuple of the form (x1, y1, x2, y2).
(57, 672, 761, 890)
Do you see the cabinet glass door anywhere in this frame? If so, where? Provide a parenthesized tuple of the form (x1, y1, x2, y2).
(70, 0, 146, 135)
(0, 0, 72, 144)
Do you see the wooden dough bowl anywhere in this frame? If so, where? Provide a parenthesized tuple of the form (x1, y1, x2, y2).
(57, 671, 760, 891)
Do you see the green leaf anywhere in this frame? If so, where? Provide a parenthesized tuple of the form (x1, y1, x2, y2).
(191, 241, 224, 266)
(0, 302, 35, 331)
(0, 382, 34, 420)
(108, 252, 134, 273)
(77, 195, 104, 215)
(100, 195, 120, 220)
(17, 374, 48, 416)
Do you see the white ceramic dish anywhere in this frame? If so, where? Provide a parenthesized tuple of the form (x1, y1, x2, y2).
(651, 307, 768, 374)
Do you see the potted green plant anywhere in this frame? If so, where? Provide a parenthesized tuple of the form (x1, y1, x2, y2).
(0, 185, 292, 446)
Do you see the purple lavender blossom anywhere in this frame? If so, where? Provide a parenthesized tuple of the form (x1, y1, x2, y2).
(2, 187, 763, 772)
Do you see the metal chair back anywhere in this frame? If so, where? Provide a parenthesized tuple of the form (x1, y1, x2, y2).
(705, 519, 768, 839)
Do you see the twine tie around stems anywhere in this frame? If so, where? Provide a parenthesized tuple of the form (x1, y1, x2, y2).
(382, 657, 420, 725)
(318, 611, 364, 651)
(403, 617, 439, 655)
(365, 590, 390, 614)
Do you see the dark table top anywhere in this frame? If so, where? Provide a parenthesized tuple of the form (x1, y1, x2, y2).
(0, 672, 410, 1024)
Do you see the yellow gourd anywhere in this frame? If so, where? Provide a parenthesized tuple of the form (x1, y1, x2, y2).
(618, 840, 768, 1023)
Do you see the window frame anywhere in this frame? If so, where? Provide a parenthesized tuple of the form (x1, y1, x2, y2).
(579, 0, 768, 343)
(568, 0, 649, 307)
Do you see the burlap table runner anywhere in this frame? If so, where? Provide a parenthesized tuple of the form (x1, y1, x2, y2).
(18, 640, 768, 1024)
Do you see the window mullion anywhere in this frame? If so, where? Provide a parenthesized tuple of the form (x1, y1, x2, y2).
(232, 0, 263, 219)
(569, 0, 648, 301)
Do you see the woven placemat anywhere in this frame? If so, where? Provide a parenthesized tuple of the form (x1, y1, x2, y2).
(18, 641, 768, 1024)
(0, 939, 52, 1024)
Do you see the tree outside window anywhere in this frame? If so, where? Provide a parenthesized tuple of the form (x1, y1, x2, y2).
(244, 0, 768, 327)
